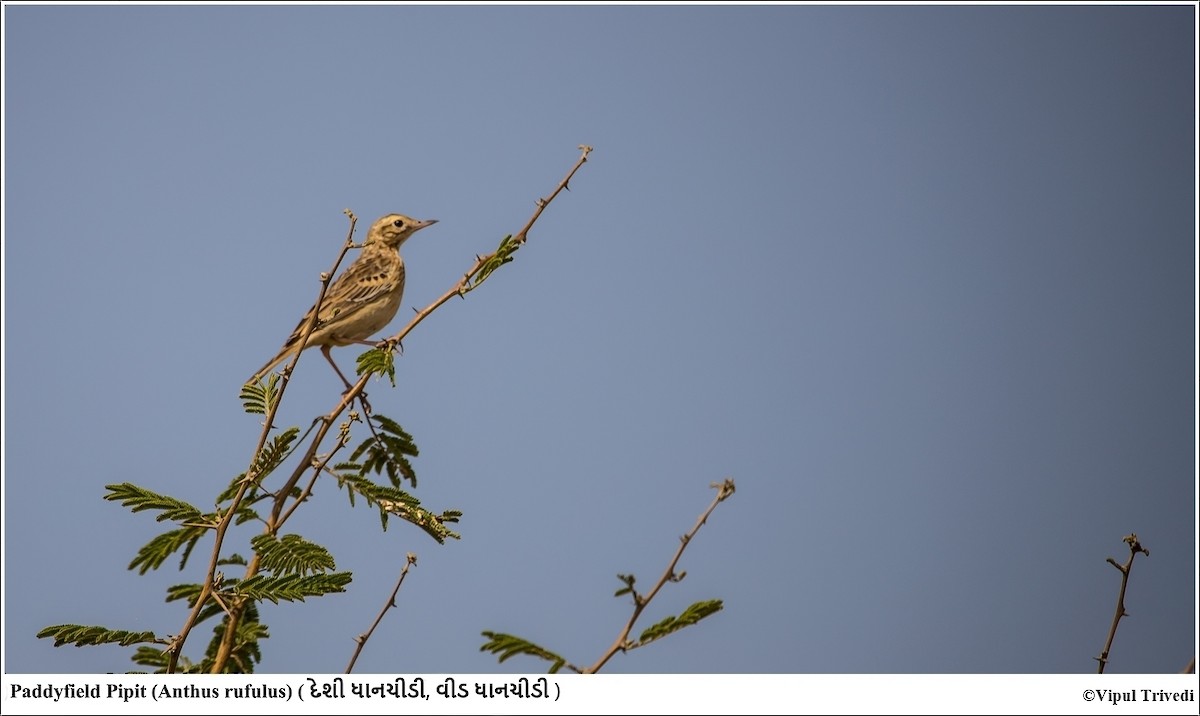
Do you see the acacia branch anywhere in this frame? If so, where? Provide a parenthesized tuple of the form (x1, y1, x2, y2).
(254, 145, 595, 530)
(393, 143, 593, 344)
(271, 211, 364, 404)
(1095, 533, 1149, 673)
(207, 218, 366, 673)
(167, 212, 361, 673)
(207, 394, 361, 672)
(203, 147, 591, 672)
(277, 422, 355, 528)
(345, 553, 418, 673)
(586, 478, 735, 673)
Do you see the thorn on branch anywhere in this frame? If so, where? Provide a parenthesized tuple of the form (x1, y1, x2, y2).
(1096, 532, 1149, 673)
(376, 336, 402, 356)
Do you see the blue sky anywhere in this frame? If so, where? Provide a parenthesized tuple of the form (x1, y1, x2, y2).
(2, 3, 1196, 677)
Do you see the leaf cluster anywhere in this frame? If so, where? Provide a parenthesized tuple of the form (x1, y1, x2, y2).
(470, 234, 520, 290)
(479, 632, 572, 674)
(39, 409, 459, 671)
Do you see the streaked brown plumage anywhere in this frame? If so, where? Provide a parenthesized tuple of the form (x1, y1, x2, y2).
(248, 213, 438, 387)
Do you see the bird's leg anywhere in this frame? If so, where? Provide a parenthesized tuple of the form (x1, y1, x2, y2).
(380, 336, 403, 357)
(321, 345, 371, 413)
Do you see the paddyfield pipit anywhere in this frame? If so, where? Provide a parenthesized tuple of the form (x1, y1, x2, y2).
(248, 213, 438, 388)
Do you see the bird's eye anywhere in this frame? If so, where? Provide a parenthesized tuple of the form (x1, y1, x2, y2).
(393, 219, 405, 228)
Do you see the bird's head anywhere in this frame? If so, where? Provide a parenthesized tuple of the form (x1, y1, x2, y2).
(367, 213, 438, 248)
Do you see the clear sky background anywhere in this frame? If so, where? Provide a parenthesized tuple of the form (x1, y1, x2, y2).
(3, 4, 1196, 676)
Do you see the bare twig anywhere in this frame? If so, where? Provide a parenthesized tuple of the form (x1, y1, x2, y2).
(276, 412, 360, 528)
(346, 553, 418, 673)
(586, 478, 735, 673)
(1095, 533, 1150, 673)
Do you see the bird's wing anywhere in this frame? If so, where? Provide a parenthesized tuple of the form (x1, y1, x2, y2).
(248, 250, 403, 383)
(276, 251, 402, 344)
(313, 251, 403, 323)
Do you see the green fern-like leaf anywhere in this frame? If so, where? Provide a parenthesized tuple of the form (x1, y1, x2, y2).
(164, 581, 234, 626)
(472, 234, 520, 289)
(215, 473, 248, 503)
(229, 573, 352, 604)
(239, 374, 281, 415)
(385, 504, 461, 543)
(332, 469, 461, 543)
(251, 533, 336, 576)
(162, 579, 245, 626)
(130, 646, 172, 671)
(373, 414, 415, 446)
(104, 483, 204, 524)
(37, 625, 165, 648)
(479, 631, 567, 674)
(333, 467, 418, 508)
(347, 414, 418, 488)
(250, 426, 300, 481)
(216, 469, 281, 505)
(233, 504, 263, 525)
(164, 582, 204, 607)
(128, 525, 208, 574)
(355, 346, 396, 386)
(635, 599, 724, 646)
(129, 646, 202, 673)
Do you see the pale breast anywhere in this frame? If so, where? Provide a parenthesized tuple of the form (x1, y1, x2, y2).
(312, 251, 407, 346)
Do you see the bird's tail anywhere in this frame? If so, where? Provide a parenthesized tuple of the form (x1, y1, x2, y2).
(246, 345, 296, 385)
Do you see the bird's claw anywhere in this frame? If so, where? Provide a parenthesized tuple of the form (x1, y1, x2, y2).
(378, 337, 404, 357)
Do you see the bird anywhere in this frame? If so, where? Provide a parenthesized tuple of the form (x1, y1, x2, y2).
(247, 213, 438, 389)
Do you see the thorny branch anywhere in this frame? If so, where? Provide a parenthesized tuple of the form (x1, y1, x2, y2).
(171, 147, 592, 673)
(1095, 533, 1149, 674)
(346, 553, 418, 673)
(167, 212, 361, 673)
(586, 478, 736, 673)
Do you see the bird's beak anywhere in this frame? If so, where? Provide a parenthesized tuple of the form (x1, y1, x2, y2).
(415, 219, 438, 231)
